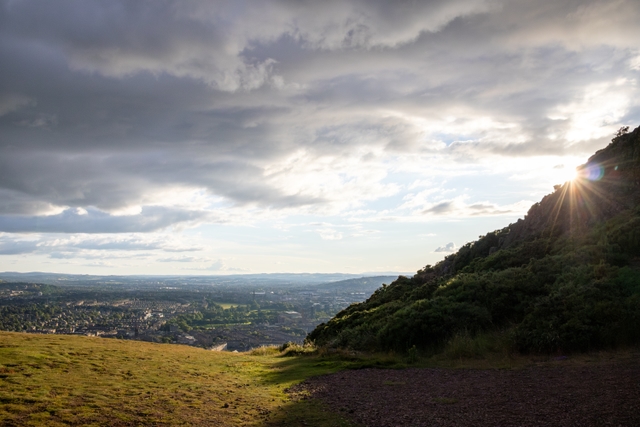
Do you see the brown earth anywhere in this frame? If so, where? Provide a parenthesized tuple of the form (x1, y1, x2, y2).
(289, 359, 640, 426)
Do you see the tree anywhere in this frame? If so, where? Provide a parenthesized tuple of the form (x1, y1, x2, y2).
(615, 126, 629, 138)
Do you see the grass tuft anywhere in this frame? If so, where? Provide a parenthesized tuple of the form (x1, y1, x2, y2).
(247, 345, 281, 356)
(278, 341, 317, 357)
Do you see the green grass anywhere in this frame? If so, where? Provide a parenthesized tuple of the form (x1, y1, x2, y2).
(212, 302, 243, 309)
(0, 332, 355, 426)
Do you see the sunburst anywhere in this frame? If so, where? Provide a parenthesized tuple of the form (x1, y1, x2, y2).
(545, 159, 623, 239)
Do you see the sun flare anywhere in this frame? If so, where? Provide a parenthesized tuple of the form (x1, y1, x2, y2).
(550, 160, 582, 185)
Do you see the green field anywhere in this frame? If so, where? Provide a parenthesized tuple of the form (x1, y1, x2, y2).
(0, 332, 355, 426)
(212, 302, 243, 309)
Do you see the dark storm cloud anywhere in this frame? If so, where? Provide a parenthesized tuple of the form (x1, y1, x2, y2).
(0, 0, 639, 233)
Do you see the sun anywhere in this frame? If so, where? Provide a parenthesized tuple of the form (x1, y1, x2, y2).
(567, 166, 579, 182)
(545, 159, 614, 239)
(551, 163, 580, 186)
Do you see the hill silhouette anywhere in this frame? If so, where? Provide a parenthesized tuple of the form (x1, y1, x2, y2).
(309, 126, 640, 353)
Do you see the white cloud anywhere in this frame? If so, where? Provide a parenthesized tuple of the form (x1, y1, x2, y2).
(550, 79, 634, 143)
(0, 237, 39, 255)
(434, 242, 456, 253)
(317, 228, 343, 241)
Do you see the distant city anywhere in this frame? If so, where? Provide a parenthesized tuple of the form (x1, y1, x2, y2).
(0, 272, 403, 351)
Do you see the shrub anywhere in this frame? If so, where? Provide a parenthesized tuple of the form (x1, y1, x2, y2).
(278, 341, 316, 357)
(247, 345, 280, 356)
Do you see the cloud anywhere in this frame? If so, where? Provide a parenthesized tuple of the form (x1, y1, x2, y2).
(317, 228, 343, 240)
(0, 238, 39, 255)
(0, 0, 639, 249)
(48, 251, 148, 260)
(434, 242, 456, 253)
(419, 197, 532, 218)
(0, 93, 34, 116)
(0, 232, 205, 267)
(31, 0, 493, 90)
(424, 201, 456, 215)
(0, 207, 208, 233)
(157, 256, 210, 263)
(16, 113, 57, 128)
(44, 235, 202, 252)
(206, 260, 225, 271)
(193, 258, 246, 272)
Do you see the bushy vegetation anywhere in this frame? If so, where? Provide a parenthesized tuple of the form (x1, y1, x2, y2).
(309, 127, 640, 354)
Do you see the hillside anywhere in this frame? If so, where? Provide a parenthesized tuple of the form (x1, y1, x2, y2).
(0, 332, 359, 427)
(308, 126, 640, 353)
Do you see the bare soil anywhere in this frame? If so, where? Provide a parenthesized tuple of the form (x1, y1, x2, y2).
(289, 359, 640, 426)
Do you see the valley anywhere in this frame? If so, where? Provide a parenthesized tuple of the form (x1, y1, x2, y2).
(0, 275, 396, 351)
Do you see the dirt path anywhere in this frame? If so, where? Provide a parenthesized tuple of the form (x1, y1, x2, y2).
(290, 361, 640, 426)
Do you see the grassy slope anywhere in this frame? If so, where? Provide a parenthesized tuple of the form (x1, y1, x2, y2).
(3, 332, 639, 426)
(0, 332, 354, 427)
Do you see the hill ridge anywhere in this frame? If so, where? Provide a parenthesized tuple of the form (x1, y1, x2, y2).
(308, 126, 640, 353)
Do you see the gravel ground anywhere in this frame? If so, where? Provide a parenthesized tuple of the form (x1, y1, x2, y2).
(289, 361, 640, 426)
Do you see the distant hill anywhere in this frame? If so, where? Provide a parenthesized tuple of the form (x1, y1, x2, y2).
(0, 272, 404, 288)
(309, 126, 640, 353)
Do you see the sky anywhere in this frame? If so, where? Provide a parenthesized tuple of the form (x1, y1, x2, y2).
(1, 0, 640, 276)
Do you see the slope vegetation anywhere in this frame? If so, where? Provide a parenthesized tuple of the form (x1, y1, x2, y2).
(309, 126, 640, 353)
